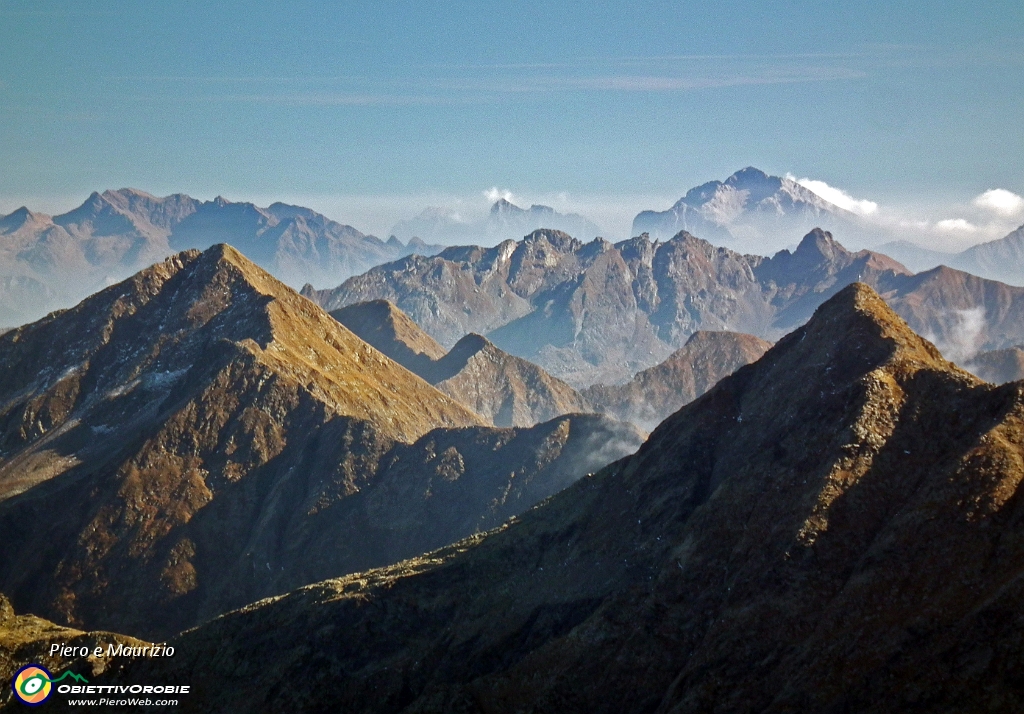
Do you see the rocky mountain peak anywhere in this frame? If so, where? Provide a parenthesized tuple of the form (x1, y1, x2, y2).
(0, 206, 44, 232)
(783, 281, 947, 373)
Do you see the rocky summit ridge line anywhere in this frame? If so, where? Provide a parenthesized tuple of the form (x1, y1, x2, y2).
(306, 225, 1024, 387)
(105, 282, 1024, 712)
(0, 244, 644, 640)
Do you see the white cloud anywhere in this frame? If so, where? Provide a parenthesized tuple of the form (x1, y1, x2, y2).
(935, 218, 979, 233)
(972, 188, 1024, 217)
(484, 187, 516, 204)
(788, 175, 879, 216)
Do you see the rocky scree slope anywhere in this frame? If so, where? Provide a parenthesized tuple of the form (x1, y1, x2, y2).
(582, 330, 772, 430)
(331, 300, 592, 427)
(108, 283, 1024, 712)
(0, 245, 642, 641)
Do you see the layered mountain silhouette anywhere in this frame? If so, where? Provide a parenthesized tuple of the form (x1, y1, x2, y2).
(632, 167, 876, 252)
(583, 330, 772, 430)
(964, 346, 1024, 384)
(0, 189, 439, 327)
(331, 300, 591, 427)
(306, 226, 1024, 386)
(0, 245, 642, 640)
(390, 198, 602, 246)
(105, 282, 1024, 712)
(879, 224, 1024, 286)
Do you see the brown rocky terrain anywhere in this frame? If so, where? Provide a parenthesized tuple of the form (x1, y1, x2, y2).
(0, 189, 437, 327)
(0, 594, 144, 711)
(583, 330, 772, 429)
(332, 300, 592, 427)
(329, 299, 447, 376)
(0, 245, 642, 640)
(106, 282, 1024, 712)
(964, 346, 1024, 384)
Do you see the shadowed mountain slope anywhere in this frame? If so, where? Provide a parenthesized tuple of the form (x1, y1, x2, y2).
(428, 334, 592, 427)
(583, 330, 772, 430)
(111, 283, 1024, 712)
(0, 246, 643, 641)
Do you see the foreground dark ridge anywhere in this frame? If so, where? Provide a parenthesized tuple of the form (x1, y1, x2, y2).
(104, 283, 1024, 712)
(0, 244, 644, 641)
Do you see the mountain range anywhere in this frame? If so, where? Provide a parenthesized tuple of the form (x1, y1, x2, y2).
(90, 282, 1024, 712)
(0, 244, 642, 640)
(390, 198, 602, 246)
(0, 189, 440, 327)
(632, 167, 878, 253)
(305, 226, 1024, 386)
(582, 330, 773, 430)
(330, 300, 592, 427)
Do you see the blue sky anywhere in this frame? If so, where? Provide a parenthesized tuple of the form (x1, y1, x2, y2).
(1, 0, 1022, 245)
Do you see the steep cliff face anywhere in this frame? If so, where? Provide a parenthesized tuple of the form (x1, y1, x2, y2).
(583, 330, 772, 429)
(113, 283, 1024, 713)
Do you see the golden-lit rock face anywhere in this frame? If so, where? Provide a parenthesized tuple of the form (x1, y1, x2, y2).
(112, 283, 1024, 713)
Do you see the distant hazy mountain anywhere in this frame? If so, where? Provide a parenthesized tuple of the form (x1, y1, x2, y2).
(871, 225, 1024, 286)
(0, 189, 439, 327)
(331, 300, 592, 427)
(307, 226, 1024, 387)
(113, 284, 1024, 712)
(633, 167, 878, 253)
(952, 224, 1024, 286)
(390, 198, 603, 246)
(963, 345, 1024, 384)
(873, 239, 957, 273)
(0, 245, 642, 639)
(583, 330, 772, 430)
